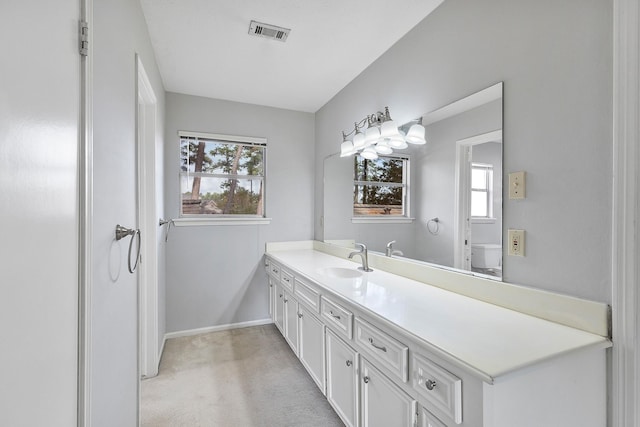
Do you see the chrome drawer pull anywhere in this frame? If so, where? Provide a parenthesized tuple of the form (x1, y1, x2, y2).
(425, 379, 437, 391)
(368, 337, 387, 352)
(329, 310, 341, 320)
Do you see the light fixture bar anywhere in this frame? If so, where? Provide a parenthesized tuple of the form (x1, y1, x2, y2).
(340, 107, 426, 159)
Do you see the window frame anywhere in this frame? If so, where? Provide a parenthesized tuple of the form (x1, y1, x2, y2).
(351, 153, 413, 224)
(176, 131, 270, 226)
(470, 162, 494, 222)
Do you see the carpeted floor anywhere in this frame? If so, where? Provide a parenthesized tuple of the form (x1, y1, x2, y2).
(141, 324, 345, 427)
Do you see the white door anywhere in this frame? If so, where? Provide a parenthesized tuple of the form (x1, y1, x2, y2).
(0, 1, 81, 425)
(326, 329, 360, 427)
(361, 358, 416, 427)
(298, 305, 326, 392)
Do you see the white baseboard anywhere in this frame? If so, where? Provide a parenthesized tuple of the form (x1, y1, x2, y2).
(164, 318, 273, 340)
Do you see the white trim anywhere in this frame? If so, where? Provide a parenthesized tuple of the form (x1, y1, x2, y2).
(612, 0, 640, 425)
(77, 0, 93, 425)
(351, 217, 414, 224)
(173, 217, 272, 226)
(136, 56, 160, 380)
(157, 335, 166, 367)
(164, 319, 273, 340)
(178, 130, 267, 145)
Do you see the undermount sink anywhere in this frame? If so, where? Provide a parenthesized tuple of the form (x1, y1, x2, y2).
(318, 267, 363, 279)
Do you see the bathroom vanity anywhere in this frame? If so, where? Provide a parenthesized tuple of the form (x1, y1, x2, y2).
(265, 241, 610, 427)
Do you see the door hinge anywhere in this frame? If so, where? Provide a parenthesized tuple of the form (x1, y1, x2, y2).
(79, 20, 89, 56)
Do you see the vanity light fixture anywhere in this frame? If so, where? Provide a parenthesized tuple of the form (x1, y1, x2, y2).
(340, 107, 426, 159)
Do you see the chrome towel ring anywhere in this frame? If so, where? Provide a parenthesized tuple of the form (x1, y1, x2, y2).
(427, 217, 440, 235)
(115, 224, 141, 274)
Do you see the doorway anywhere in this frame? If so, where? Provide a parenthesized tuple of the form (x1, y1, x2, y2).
(136, 56, 160, 379)
(453, 129, 502, 273)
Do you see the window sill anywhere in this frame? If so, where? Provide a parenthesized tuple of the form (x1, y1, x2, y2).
(471, 218, 497, 224)
(174, 217, 272, 227)
(352, 217, 414, 224)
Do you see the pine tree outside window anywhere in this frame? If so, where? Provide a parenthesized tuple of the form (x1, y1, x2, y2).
(353, 155, 409, 217)
(179, 132, 266, 217)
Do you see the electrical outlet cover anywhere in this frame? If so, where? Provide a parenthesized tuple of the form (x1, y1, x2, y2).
(508, 229, 525, 256)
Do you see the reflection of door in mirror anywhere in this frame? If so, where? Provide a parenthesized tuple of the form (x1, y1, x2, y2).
(323, 82, 503, 281)
(454, 130, 502, 278)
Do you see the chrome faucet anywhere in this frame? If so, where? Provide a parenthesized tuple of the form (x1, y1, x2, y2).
(348, 243, 373, 272)
(386, 240, 404, 257)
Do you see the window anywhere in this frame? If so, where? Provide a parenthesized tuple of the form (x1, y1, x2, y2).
(179, 132, 266, 217)
(353, 155, 409, 217)
(471, 163, 493, 218)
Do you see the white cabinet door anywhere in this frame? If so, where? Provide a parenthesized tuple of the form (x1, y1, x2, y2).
(298, 304, 326, 393)
(268, 278, 275, 319)
(284, 291, 299, 354)
(326, 329, 359, 427)
(274, 283, 285, 333)
(361, 357, 416, 427)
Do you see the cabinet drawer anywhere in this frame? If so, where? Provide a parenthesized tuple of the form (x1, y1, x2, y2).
(321, 296, 353, 340)
(355, 318, 409, 382)
(268, 261, 281, 281)
(294, 277, 320, 313)
(280, 268, 294, 291)
(413, 353, 462, 424)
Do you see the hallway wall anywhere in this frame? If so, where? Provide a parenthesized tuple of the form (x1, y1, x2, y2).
(92, 0, 166, 424)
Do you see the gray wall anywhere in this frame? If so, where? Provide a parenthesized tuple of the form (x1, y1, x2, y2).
(315, 0, 612, 303)
(92, 0, 165, 424)
(164, 93, 315, 333)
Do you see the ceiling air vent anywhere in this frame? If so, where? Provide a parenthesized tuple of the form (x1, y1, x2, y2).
(249, 20, 290, 42)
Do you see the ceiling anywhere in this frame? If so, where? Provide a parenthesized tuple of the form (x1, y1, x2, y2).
(140, 0, 444, 113)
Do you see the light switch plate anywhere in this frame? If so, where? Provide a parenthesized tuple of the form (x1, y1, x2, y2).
(508, 229, 525, 256)
(509, 171, 526, 199)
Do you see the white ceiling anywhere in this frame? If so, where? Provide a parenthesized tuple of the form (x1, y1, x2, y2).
(140, 0, 444, 113)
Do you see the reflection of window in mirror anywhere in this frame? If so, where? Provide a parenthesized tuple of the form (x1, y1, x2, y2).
(353, 154, 409, 217)
(471, 163, 494, 219)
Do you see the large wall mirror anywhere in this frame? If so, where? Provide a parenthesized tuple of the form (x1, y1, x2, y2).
(323, 82, 503, 280)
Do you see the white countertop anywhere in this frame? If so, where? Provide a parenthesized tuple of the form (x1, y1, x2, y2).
(266, 248, 611, 383)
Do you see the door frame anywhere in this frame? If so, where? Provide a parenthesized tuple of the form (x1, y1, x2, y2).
(453, 130, 502, 270)
(78, 0, 93, 425)
(136, 56, 160, 379)
(612, 0, 640, 425)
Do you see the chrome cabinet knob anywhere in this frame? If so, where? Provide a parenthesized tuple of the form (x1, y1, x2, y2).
(346, 360, 352, 367)
(425, 379, 437, 390)
(363, 376, 370, 384)
(297, 312, 303, 318)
